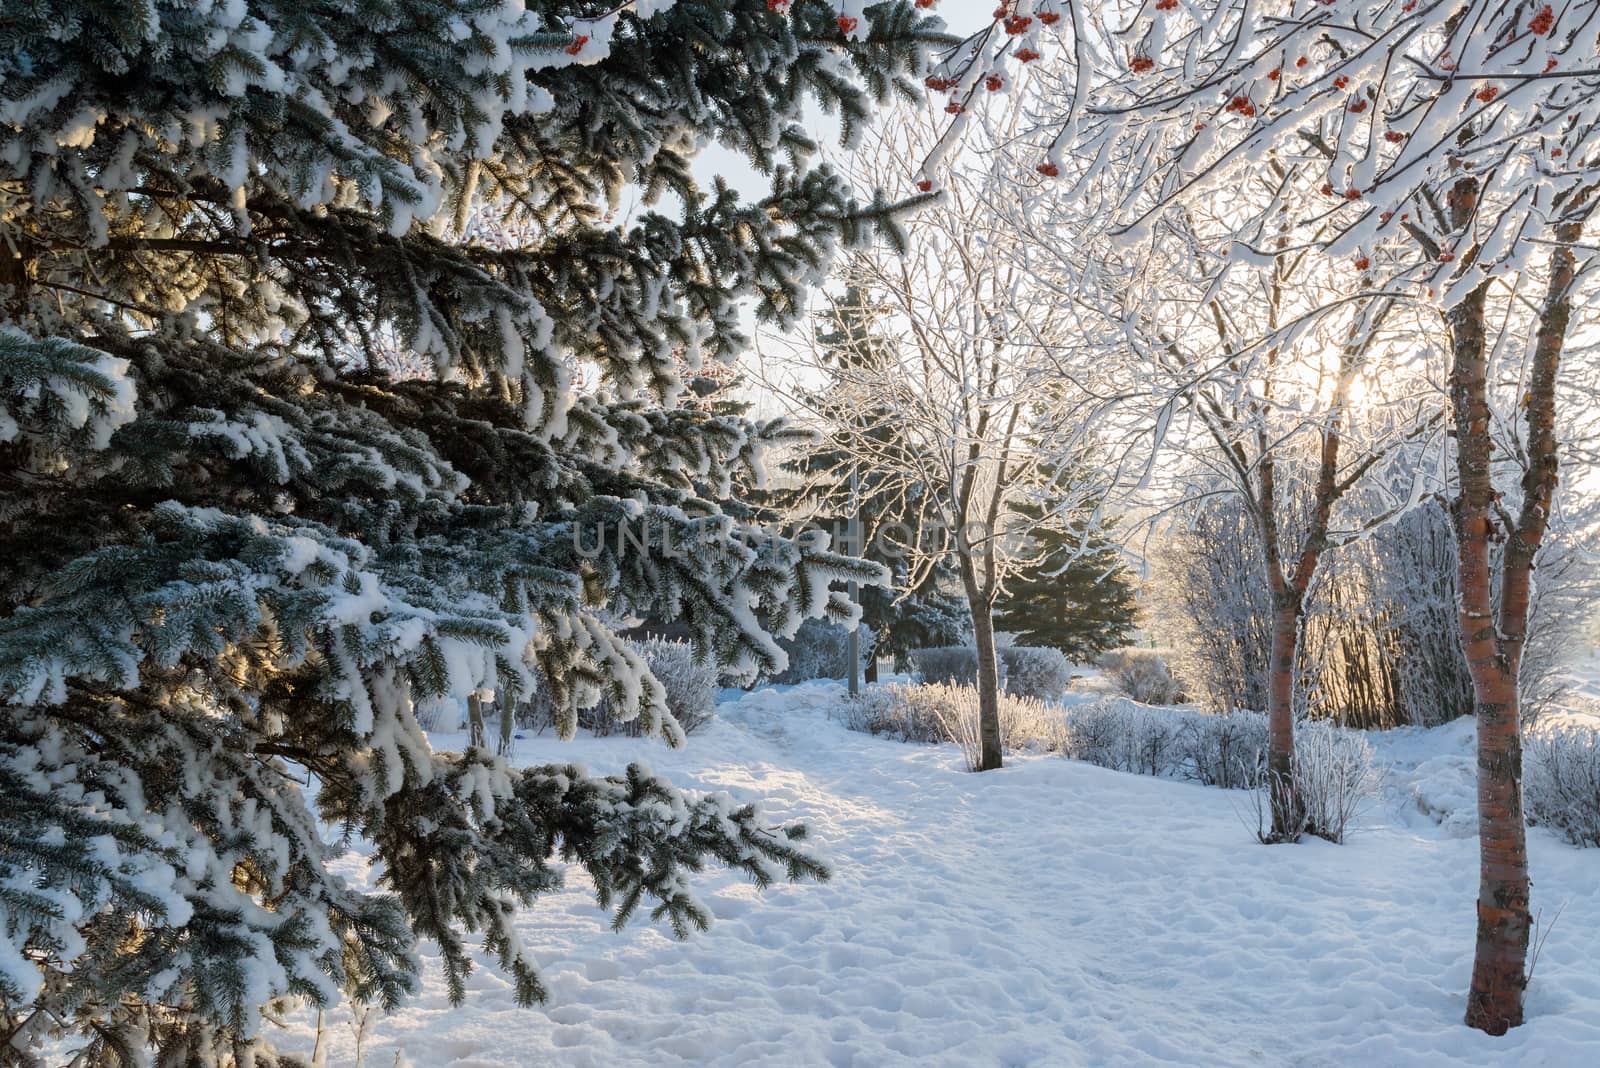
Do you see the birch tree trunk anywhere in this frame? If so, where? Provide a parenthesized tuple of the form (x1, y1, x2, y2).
(1448, 174, 1529, 1035)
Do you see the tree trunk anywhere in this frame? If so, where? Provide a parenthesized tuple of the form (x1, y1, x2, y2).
(1462, 666, 1529, 1035)
(0, 243, 29, 320)
(467, 692, 486, 749)
(497, 697, 514, 755)
(1447, 173, 1530, 1035)
(971, 605, 1003, 771)
(864, 655, 879, 685)
(1265, 601, 1301, 838)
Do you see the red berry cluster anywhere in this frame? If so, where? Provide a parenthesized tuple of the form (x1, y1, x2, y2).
(1004, 15, 1033, 34)
(1475, 86, 1499, 103)
(925, 76, 957, 91)
(1130, 54, 1155, 73)
(1037, 162, 1059, 177)
(1266, 67, 1280, 81)
(1155, 0, 1178, 10)
(837, 15, 858, 34)
(1333, 75, 1348, 89)
(565, 34, 589, 56)
(767, 0, 789, 11)
(916, 179, 933, 192)
(1353, 256, 1370, 271)
(1039, 12, 1061, 25)
(1015, 47, 1042, 62)
(1384, 130, 1405, 143)
(985, 74, 1004, 91)
(1225, 94, 1256, 118)
(946, 101, 964, 114)
(1529, 5, 1555, 35)
(915, 0, 938, 8)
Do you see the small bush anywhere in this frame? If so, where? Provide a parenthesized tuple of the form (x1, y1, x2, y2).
(842, 684, 949, 744)
(1060, 698, 1183, 777)
(770, 618, 872, 684)
(842, 682, 1062, 768)
(1525, 726, 1600, 848)
(999, 646, 1073, 701)
(1098, 648, 1184, 705)
(522, 638, 717, 738)
(1178, 710, 1269, 789)
(908, 646, 982, 686)
(1290, 719, 1380, 844)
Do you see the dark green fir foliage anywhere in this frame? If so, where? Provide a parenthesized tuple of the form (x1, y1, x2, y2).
(993, 470, 1140, 662)
(0, 1, 949, 1062)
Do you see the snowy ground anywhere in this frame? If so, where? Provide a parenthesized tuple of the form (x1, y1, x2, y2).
(281, 682, 1600, 1067)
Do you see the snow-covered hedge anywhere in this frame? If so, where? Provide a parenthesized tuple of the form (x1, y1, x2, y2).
(1058, 698, 1377, 842)
(906, 644, 1073, 701)
(1525, 726, 1600, 848)
(1178, 709, 1269, 789)
(908, 645, 981, 687)
(845, 685, 1378, 838)
(770, 618, 872, 684)
(1098, 648, 1185, 705)
(999, 646, 1074, 701)
(1060, 698, 1184, 777)
(843, 682, 1063, 765)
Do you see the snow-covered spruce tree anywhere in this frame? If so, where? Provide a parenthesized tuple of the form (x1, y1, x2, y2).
(0, 1, 949, 1062)
(777, 286, 972, 682)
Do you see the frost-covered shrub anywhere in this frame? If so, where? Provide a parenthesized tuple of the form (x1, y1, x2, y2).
(1147, 497, 1482, 728)
(1525, 726, 1600, 848)
(613, 639, 717, 736)
(841, 684, 948, 744)
(770, 618, 872, 684)
(1290, 719, 1381, 844)
(842, 683, 1062, 767)
(999, 646, 1073, 701)
(1098, 648, 1184, 705)
(1178, 710, 1269, 789)
(909, 645, 981, 686)
(524, 639, 717, 738)
(923, 683, 1059, 771)
(911, 645, 1072, 699)
(1145, 500, 1274, 714)
(1060, 698, 1183, 777)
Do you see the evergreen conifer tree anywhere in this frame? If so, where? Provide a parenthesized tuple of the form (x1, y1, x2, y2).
(993, 484, 1138, 661)
(0, 2, 948, 1061)
(790, 286, 969, 678)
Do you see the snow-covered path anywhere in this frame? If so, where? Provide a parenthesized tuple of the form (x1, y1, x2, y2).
(285, 683, 1600, 1066)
